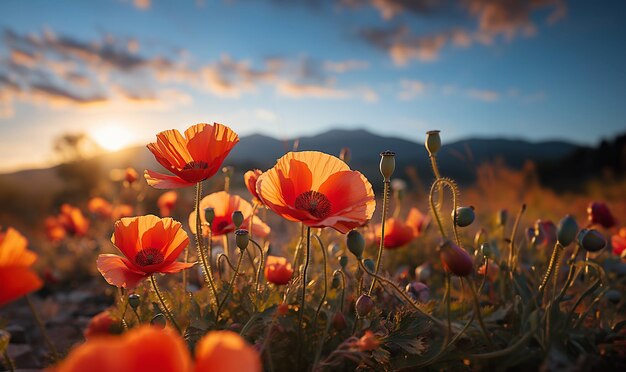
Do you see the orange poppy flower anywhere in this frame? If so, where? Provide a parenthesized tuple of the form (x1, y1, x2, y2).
(144, 123, 239, 189)
(371, 207, 430, 249)
(48, 326, 192, 372)
(612, 227, 626, 257)
(244, 169, 263, 202)
(124, 167, 138, 186)
(88, 197, 113, 218)
(0, 227, 43, 307)
(45, 216, 67, 242)
(256, 151, 375, 234)
(194, 330, 262, 372)
(96, 215, 193, 289)
(50, 326, 261, 372)
(84, 310, 115, 340)
(189, 191, 270, 238)
(158, 191, 178, 217)
(264, 255, 293, 285)
(59, 204, 89, 236)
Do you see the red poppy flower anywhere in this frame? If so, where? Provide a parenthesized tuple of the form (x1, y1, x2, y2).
(84, 310, 115, 340)
(264, 256, 293, 285)
(256, 151, 375, 234)
(188, 191, 270, 238)
(112, 204, 134, 220)
(88, 197, 113, 218)
(612, 227, 626, 257)
(124, 167, 138, 186)
(356, 330, 380, 351)
(158, 191, 178, 217)
(588, 202, 617, 229)
(0, 227, 43, 307)
(375, 218, 415, 249)
(144, 123, 239, 189)
(97, 215, 193, 289)
(45, 216, 67, 242)
(59, 204, 89, 237)
(194, 330, 262, 372)
(244, 169, 263, 202)
(406, 207, 430, 237)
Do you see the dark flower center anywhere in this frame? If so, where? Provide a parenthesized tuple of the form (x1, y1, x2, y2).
(295, 191, 332, 219)
(135, 248, 165, 266)
(183, 161, 208, 170)
(216, 220, 229, 232)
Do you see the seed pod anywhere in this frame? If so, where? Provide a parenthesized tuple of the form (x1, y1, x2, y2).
(338, 255, 348, 269)
(204, 207, 215, 225)
(332, 311, 347, 331)
(425, 130, 441, 155)
(151, 313, 166, 328)
(363, 258, 375, 273)
(379, 151, 396, 182)
(480, 243, 492, 258)
(557, 214, 579, 246)
(578, 229, 606, 252)
(331, 271, 341, 289)
(235, 229, 249, 251)
(128, 293, 140, 309)
(347, 230, 365, 259)
(355, 294, 374, 317)
(232, 210, 244, 228)
(439, 240, 473, 277)
(452, 206, 475, 227)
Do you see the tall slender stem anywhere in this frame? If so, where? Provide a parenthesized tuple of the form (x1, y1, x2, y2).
(250, 239, 265, 309)
(195, 182, 218, 307)
(25, 295, 58, 361)
(312, 234, 328, 325)
(216, 250, 245, 322)
(466, 278, 494, 347)
(297, 227, 312, 369)
(508, 204, 526, 274)
(150, 275, 182, 334)
(337, 270, 347, 312)
(369, 180, 390, 295)
(429, 154, 444, 213)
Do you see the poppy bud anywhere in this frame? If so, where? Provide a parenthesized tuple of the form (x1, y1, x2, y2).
(331, 271, 341, 289)
(355, 294, 374, 317)
(414, 262, 431, 282)
(338, 255, 348, 269)
(379, 151, 396, 182)
(605, 290, 622, 305)
(452, 206, 475, 227)
(235, 229, 249, 251)
(497, 209, 508, 227)
(439, 240, 473, 277)
(578, 229, 606, 252)
(363, 258, 375, 273)
(232, 210, 244, 228)
(204, 207, 215, 225)
(405, 281, 430, 302)
(480, 243, 492, 258)
(339, 147, 351, 164)
(124, 167, 138, 185)
(557, 215, 579, 246)
(347, 230, 365, 259)
(332, 311, 347, 331)
(587, 202, 616, 229)
(128, 293, 140, 309)
(425, 130, 441, 156)
(151, 313, 166, 328)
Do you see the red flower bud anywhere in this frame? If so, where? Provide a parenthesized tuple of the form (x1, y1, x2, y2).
(264, 256, 293, 286)
(588, 202, 616, 229)
(439, 240, 473, 277)
(355, 294, 374, 317)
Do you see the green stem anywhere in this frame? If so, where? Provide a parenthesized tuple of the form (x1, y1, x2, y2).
(467, 278, 494, 347)
(539, 242, 563, 294)
(150, 275, 182, 334)
(297, 227, 312, 369)
(216, 250, 245, 322)
(369, 180, 390, 295)
(249, 239, 265, 309)
(556, 244, 581, 302)
(428, 178, 461, 242)
(218, 254, 239, 275)
(567, 279, 601, 324)
(508, 204, 526, 274)
(358, 260, 444, 328)
(25, 295, 58, 361)
(573, 287, 607, 329)
(336, 270, 347, 312)
(430, 154, 444, 213)
(195, 183, 218, 307)
(312, 234, 328, 325)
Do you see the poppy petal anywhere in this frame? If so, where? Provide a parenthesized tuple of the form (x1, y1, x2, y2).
(194, 331, 262, 372)
(0, 266, 42, 307)
(144, 170, 195, 189)
(96, 254, 147, 289)
(0, 228, 36, 267)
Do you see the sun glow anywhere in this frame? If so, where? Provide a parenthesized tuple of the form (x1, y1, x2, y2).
(90, 125, 136, 152)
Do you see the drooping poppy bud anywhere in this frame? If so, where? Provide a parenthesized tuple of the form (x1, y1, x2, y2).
(363, 258, 375, 273)
(204, 208, 215, 225)
(347, 230, 365, 259)
(587, 202, 616, 229)
(578, 229, 606, 252)
(128, 293, 140, 309)
(557, 215, 579, 246)
(355, 294, 374, 317)
(338, 255, 348, 269)
(332, 311, 347, 331)
(439, 240, 473, 277)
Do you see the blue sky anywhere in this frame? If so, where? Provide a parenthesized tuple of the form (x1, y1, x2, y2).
(0, 0, 625, 172)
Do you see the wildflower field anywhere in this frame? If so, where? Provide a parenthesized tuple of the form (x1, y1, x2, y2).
(1, 122, 625, 371)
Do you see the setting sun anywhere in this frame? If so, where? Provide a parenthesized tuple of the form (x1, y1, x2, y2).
(90, 125, 136, 152)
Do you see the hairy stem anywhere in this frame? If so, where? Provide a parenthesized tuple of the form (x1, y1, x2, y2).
(150, 275, 182, 334)
(312, 234, 328, 325)
(369, 180, 390, 295)
(195, 183, 218, 308)
(216, 250, 245, 322)
(250, 238, 266, 309)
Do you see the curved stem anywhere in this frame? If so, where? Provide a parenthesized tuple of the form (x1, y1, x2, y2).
(567, 279, 601, 324)
(573, 287, 607, 329)
(25, 295, 58, 361)
(249, 238, 265, 309)
(222, 235, 230, 274)
(369, 180, 390, 295)
(216, 250, 245, 322)
(358, 260, 444, 328)
(466, 278, 494, 347)
(312, 234, 328, 325)
(218, 253, 239, 274)
(428, 178, 461, 243)
(430, 154, 444, 213)
(150, 275, 182, 334)
(508, 204, 526, 274)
